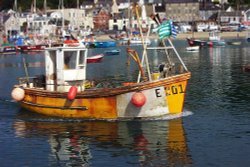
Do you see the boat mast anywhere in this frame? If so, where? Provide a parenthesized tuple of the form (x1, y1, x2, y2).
(14, 0, 18, 12)
(13, 0, 20, 36)
(133, 2, 152, 82)
(33, 0, 36, 13)
(44, 0, 47, 14)
(77, 0, 79, 31)
(59, 0, 64, 35)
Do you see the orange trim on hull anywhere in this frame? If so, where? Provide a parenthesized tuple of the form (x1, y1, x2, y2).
(21, 96, 117, 119)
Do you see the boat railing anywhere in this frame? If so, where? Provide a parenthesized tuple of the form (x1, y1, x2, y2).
(18, 76, 88, 91)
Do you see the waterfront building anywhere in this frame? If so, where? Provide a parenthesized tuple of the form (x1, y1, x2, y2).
(0, 11, 20, 37)
(164, 0, 200, 23)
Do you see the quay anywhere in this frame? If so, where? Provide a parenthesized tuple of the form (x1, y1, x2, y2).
(95, 31, 249, 41)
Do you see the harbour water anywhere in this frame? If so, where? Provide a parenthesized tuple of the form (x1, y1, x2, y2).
(1, 39, 250, 166)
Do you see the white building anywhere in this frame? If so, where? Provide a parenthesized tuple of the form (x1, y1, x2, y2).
(2, 14, 20, 36)
(49, 8, 93, 31)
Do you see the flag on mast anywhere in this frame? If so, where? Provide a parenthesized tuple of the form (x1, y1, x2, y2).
(155, 20, 178, 40)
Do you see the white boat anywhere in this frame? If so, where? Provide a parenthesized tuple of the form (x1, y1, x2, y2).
(119, 37, 151, 46)
(186, 46, 199, 51)
(87, 54, 104, 63)
(129, 37, 151, 45)
(227, 41, 241, 46)
(209, 31, 226, 46)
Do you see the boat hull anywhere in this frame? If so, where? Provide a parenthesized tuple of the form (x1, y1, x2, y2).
(0, 46, 17, 54)
(186, 46, 199, 51)
(186, 38, 208, 47)
(87, 54, 104, 63)
(94, 41, 116, 48)
(18, 44, 47, 52)
(105, 49, 120, 55)
(17, 73, 191, 120)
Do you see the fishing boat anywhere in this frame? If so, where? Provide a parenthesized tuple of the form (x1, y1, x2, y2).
(15, 36, 49, 52)
(186, 37, 209, 47)
(18, 44, 47, 52)
(87, 54, 104, 63)
(0, 43, 17, 54)
(208, 31, 225, 46)
(11, 4, 191, 120)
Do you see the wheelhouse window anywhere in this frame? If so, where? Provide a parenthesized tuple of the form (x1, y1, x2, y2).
(64, 51, 77, 69)
(78, 50, 86, 69)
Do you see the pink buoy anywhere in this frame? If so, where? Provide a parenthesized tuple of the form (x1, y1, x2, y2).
(131, 92, 146, 107)
(11, 87, 25, 101)
(67, 86, 77, 100)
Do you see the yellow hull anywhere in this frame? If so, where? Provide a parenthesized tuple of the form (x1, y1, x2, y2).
(19, 72, 191, 120)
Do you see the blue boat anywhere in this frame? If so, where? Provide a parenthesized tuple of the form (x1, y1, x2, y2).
(94, 41, 116, 48)
(0, 43, 17, 54)
(105, 49, 120, 55)
(247, 31, 250, 42)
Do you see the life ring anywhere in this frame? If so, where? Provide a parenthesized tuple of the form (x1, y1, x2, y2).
(64, 40, 80, 47)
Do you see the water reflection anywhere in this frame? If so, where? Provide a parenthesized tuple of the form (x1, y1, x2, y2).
(0, 52, 44, 69)
(13, 114, 192, 166)
(208, 47, 223, 65)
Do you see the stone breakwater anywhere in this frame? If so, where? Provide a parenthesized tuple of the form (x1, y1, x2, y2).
(96, 31, 248, 41)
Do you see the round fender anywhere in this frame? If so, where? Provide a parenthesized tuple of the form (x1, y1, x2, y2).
(67, 86, 77, 100)
(11, 87, 25, 101)
(131, 92, 146, 107)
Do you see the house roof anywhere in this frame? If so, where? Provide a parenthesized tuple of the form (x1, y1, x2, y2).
(3, 15, 10, 23)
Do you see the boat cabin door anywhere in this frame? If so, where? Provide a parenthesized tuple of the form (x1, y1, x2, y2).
(45, 47, 87, 92)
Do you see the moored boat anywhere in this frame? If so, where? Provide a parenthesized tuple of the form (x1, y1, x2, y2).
(186, 46, 199, 52)
(11, 4, 191, 120)
(208, 31, 225, 46)
(18, 44, 47, 52)
(94, 41, 116, 48)
(227, 41, 241, 46)
(87, 54, 104, 63)
(105, 49, 120, 55)
(186, 37, 208, 47)
(0, 43, 17, 54)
